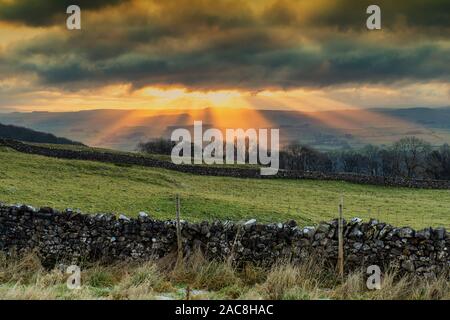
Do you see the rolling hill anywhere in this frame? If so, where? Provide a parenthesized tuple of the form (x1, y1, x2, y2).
(0, 123, 83, 145)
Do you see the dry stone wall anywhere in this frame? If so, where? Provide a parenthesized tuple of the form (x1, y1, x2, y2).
(0, 204, 448, 277)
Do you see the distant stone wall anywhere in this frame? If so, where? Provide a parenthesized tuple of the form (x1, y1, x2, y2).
(0, 204, 448, 277)
(1, 138, 450, 189)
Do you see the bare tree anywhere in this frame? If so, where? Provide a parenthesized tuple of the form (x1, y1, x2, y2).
(392, 137, 431, 178)
(361, 144, 380, 176)
(426, 144, 450, 179)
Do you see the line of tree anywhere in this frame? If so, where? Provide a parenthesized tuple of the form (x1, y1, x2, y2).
(137, 137, 257, 162)
(281, 137, 450, 180)
(137, 138, 177, 155)
(137, 136, 450, 180)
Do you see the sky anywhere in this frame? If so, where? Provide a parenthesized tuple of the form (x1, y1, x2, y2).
(0, 0, 449, 113)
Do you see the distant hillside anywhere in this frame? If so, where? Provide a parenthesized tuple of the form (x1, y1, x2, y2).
(1, 107, 450, 150)
(0, 123, 84, 145)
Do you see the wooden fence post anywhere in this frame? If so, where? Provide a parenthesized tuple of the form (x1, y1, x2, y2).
(337, 195, 344, 280)
(185, 286, 191, 301)
(176, 194, 183, 267)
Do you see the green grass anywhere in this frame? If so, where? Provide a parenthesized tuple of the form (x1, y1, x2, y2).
(0, 146, 449, 228)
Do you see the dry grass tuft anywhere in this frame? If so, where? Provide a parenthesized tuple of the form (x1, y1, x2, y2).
(0, 253, 448, 300)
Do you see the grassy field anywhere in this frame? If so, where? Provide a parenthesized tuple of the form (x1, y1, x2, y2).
(0, 146, 449, 228)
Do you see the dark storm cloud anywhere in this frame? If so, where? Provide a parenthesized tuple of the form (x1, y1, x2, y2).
(0, 0, 127, 26)
(10, 28, 450, 90)
(0, 0, 449, 91)
(3, 0, 447, 30)
(310, 0, 450, 30)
